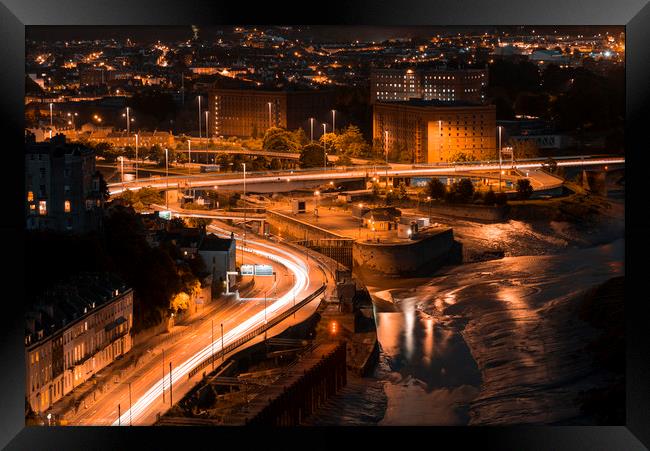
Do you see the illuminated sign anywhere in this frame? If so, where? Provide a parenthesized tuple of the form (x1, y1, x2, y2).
(240, 264, 254, 276)
(254, 264, 274, 276)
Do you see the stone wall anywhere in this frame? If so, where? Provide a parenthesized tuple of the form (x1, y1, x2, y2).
(418, 204, 507, 222)
(352, 228, 454, 277)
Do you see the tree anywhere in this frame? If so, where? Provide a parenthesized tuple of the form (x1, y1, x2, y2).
(216, 153, 231, 171)
(147, 145, 164, 164)
(335, 125, 370, 157)
(516, 178, 533, 200)
(456, 178, 475, 202)
(169, 217, 186, 228)
(484, 188, 497, 205)
(371, 181, 380, 199)
(187, 217, 211, 229)
(262, 127, 300, 152)
(541, 157, 558, 173)
(336, 154, 352, 166)
(94, 171, 110, 201)
(291, 127, 309, 147)
(508, 138, 540, 160)
(385, 189, 397, 205)
(427, 178, 446, 200)
(397, 182, 409, 202)
(450, 152, 471, 163)
(299, 142, 326, 168)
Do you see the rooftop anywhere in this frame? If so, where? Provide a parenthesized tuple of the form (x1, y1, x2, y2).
(25, 272, 130, 347)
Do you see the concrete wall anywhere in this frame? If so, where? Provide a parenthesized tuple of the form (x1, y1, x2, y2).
(266, 210, 348, 241)
(418, 204, 507, 222)
(353, 228, 454, 277)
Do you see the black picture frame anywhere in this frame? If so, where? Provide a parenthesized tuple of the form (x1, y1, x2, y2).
(2, 1, 648, 449)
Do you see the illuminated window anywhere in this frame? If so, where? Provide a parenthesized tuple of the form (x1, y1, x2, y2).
(38, 200, 47, 216)
(27, 191, 34, 202)
(64, 200, 71, 213)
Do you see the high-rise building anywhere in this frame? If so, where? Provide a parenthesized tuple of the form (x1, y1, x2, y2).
(373, 99, 497, 164)
(25, 134, 104, 232)
(208, 87, 334, 138)
(370, 67, 488, 104)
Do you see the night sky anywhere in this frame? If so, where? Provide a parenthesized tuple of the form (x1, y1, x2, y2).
(26, 25, 624, 44)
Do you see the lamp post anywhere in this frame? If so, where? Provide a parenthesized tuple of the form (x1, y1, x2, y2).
(242, 162, 247, 267)
(498, 126, 503, 192)
(427, 196, 431, 222)
(309, 117, 314, 142)
(165, 148, 169, 209)
(162, 348, 165, 402)
(331, 109, 336, 133)
(211, 319, 214, 369)
(267, 102, 272, 128)
(169, 362, 173, 406)
(205, 110, 209, 141)
(187, 139, 191, 178)
(221, 323, 224, 362)
(125, 107, 130, 134)
(135, 133, 139, 182)
(384, 130, 389, 189)
(438, 120, 442, 157)
(49, 103, 53, 127)
(117, 404, 121, 426)
(322, 123, 327, 172)
(119, 156, 125, 187)
(197, 96, 202, 140)
(128, 382, 132, 426)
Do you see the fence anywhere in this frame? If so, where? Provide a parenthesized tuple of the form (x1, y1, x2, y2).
(188, 283, 326, 379)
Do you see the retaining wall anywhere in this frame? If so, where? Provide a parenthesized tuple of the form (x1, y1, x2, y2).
(353, 228, 454, 277)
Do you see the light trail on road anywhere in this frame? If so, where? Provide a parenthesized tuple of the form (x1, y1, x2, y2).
(108, 156, 625, 195)
(112, 236, 312, 426)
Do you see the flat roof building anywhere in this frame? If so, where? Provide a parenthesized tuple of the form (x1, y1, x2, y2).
(370, 67, 488, 104)
(208, 87, 335, 138)
(373, 99, 497, 164)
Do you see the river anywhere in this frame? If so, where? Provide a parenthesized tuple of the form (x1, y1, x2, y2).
(305, 194, 624, 426)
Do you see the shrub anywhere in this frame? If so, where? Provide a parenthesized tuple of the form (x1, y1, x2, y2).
(484, 189, 497, 205)
(516, 178, 534, 200)
(495, 192, 508, 205)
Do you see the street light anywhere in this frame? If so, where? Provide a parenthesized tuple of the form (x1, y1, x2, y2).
(187, 139, 192, 179)
(322, 123, 328, 172)
(221, 323, 224, 362)
(331, 109, 336, 133)
(49, 103, 53, 127)
(128, 382, 132, 426)
(165, 148, 169, 209)
(211, 319, 214, 369)
(267, 102, 272, 128)
(123, 107, 130, 134)
(197, 95, 202, 140)
(426, 196, 432, 222)
(498, 125, 503, 192)
(242, 162, 247, 267)
(309, 117, 314, 142)
(135, 133, 139, 182)
(384, 130, 389, 189)
(205, 110, 209, 141)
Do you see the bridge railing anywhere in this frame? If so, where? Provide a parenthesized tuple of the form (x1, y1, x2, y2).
(187, 283, 326, 379)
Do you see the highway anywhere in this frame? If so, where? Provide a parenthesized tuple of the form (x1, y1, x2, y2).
(108, 156, 625, 195)
(64, 227, 331, 426)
